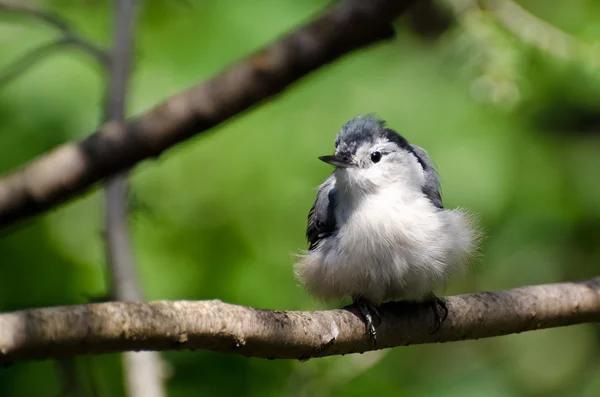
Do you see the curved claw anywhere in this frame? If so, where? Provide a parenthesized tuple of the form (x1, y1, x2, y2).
(352, 298, 381, 345)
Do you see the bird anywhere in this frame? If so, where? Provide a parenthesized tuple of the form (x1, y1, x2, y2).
(294, 115, 479, 341)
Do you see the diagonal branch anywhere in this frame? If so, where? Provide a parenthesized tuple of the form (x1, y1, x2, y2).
(0, 0, 418, 229)
(0, 278, 599, 364)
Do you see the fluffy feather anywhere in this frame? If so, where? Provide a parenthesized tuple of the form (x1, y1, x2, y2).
(295, 115, 480, 305)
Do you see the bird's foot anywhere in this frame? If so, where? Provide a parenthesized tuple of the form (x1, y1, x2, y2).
(352, 297, 381, 345)
(427, 295, 448, 334)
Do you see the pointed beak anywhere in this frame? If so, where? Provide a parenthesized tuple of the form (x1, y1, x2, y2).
(318, 154, 355, 168)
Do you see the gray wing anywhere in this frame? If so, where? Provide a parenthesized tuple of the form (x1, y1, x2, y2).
(307, 174, 337, 251)
(411, 145, 443, 209)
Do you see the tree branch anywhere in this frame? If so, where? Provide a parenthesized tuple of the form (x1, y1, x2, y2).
(0, 278, 598, 364)
(102, 1, 165, 396)
(0, 1, 109, 69)
(478, 0, 589, 60)
(0, 40, 67, 88)
(0, 2, 72, 32)
(104, 0, 140, 307)
(0, 0, 418, 229)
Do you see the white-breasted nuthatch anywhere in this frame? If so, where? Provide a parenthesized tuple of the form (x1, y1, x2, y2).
(295, 115, 480, 340)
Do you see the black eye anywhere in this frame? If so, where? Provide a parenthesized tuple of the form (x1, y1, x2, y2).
(370, 151, 382, 163)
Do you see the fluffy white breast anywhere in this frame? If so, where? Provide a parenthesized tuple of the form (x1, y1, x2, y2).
(295, 180, 477, 305)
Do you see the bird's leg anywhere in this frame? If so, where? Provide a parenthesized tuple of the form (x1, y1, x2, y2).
(426, 295, 448, 334)
(352, 297, 381, 344)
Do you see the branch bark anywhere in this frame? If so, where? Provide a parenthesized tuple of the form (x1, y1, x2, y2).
(0, 0, 418, 229)
(1, 278, 599, 364)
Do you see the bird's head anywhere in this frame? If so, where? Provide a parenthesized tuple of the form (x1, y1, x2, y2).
(319, 115, 429, 195)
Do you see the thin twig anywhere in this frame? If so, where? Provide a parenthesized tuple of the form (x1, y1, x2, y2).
(478, 0, 590, 60)
(103, 1, 165, 397)
(0, 37, 108, 89)
(0, 0, 418, 229)
(0, 277, 599, 364)
(0, 2, 73, 32)
(104, 0, 139, 303)
(0, 40, 66, 87)
(0, 1, 109, 78)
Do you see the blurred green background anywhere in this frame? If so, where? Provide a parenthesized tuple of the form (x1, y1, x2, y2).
(1, 0, 600, 396)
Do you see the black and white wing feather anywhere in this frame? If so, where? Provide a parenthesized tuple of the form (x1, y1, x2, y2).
(306, 174, 338, 251)
(411, 145, 443, 209)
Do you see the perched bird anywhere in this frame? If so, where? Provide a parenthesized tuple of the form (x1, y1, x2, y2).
(295, 115, 479, 340)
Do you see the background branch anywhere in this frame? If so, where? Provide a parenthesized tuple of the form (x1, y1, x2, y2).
(103, 1, 165, 397)
(0, 40, 66, 87)
(478, 0, 589, 60)
(0, 1, 108, 78)
(0, 37, 107, 88)
(1, 1, 164, 394)
(0, 0, 417, 229)
(104, 0, 139, 310)
(0, 2, 112, 395)
(0, 2, 73, 32)
(0, 278, 598, 364)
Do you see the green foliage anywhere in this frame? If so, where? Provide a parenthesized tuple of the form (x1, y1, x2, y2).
(0, 0, 599, 396)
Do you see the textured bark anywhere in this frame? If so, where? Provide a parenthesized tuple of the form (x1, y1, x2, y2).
(0, 0, 418, 228)
(1, 278, 599, 364)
